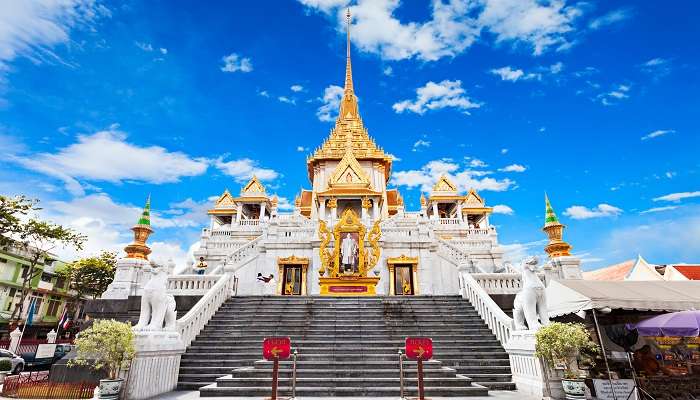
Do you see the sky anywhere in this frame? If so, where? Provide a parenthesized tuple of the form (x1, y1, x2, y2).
(0, 0, 698, 271)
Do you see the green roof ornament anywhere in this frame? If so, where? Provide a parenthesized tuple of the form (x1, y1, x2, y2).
(544, 193, 560, 227)
(137, 195, 151, 226)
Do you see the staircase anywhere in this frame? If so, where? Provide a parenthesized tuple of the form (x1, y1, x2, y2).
(177, 295, 515, 397)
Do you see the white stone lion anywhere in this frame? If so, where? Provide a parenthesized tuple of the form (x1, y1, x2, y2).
(134, 265, 177, 331)
(512, 256, 549, 331)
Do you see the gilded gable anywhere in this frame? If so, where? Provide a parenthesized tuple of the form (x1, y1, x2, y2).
(241, 176, 266, 195)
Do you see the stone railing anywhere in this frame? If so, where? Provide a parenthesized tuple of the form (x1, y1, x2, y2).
(460, 272, 514, 346)
(176, 273, 235, 348)
(465, 228, 490, 236)
(382, 226, 418, 239)
(277, 227, 315, 241)
(437, 237, 475, 269)
(448, 239, 493, 249)
(209, 236, 262, 275)
(471, 273, 522, 294)
(167, 274, 222, 295)
(438, 218, 461, 225)
(238, 219, 260, 226)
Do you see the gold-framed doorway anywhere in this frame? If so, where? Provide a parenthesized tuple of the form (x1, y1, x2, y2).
(387, 255, 419, 296)
(277, 256, 309, 296)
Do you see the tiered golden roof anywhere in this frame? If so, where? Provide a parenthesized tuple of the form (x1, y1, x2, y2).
(306, 9, 392, 183)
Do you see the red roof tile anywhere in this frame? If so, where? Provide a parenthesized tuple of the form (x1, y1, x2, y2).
(583, 260, 634, 281)
(672, 265, 700, 280)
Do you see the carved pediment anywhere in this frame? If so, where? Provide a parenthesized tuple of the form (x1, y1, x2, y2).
(241, 176, 266, 195)
(465, 188, 485, 206)
(215, 189, 236, 207)
(328, 147, 371, 188)
(433, 175, 457, 193)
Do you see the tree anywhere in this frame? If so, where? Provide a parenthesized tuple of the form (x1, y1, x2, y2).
(0, 195, 40, 246)
(58, 251, 117, 300)
(69, 319, 135, 380)
(9, 219, 86, 321)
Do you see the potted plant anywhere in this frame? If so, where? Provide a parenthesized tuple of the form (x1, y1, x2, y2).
(535, 322, 598, 399)
(0, 359, 12, 384)
(69, 320, 135, 399)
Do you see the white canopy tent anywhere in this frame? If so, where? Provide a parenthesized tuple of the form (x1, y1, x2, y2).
(546, 279, 700, 318)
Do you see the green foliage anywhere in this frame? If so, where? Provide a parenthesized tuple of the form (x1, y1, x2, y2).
(0, 195, 39, 246)
(535, 322, 599, 378)
(0, 359, 12, 372)
(58, 251, 117, 299)
(69, 320, 135, 379)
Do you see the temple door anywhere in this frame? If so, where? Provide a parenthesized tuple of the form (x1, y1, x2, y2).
(282, 265, 303, 296)
(393, 265, 415, 296)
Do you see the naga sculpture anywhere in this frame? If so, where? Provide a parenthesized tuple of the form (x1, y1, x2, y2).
(134, 264, 177, 331)
(512, 255, 549, 331)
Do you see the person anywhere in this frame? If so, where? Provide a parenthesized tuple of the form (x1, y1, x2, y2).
(257, 273, 274, 283)
(195, 257, 207, 275)
(633, 345, 670, 376)
(340, 233, 357, 273)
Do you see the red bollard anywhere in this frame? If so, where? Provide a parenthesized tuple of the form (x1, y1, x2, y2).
(417, 358, 425, 400)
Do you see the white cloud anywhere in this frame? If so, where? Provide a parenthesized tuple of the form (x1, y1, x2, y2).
(290, 84, 304, 92)
(316, 84, 344, 121)
(299, 0, 586, 60)
(391, 159, 514, 193)
(135, 41, 153, 52)
(501, 239, 548, 266)
(492, 204, 514, 215)
(412, 139, 431, 151)
(159, 48, 167, 55)
(639, 206, 678, 214)
(220, 52, 253, 73)
(564, 203, 623, 219)
(597, 84, 630, 106)
(549, 61, 564, 74)
(275, 196, 295, 211)
(640, 57, 671, 78)
(258, 90, 270, 97)
(214, 157, 279, 183)
(467, 157, 487, 168)
(296, 146, 309, 152)
(393, 80, 481, 115)
(278, 96, 296, 105)
(12, 127, 208, 196)
(641, 129, 674, 141)
(387, 153, 401, 162)
(383, 66, 393, 76)
(0, 0, 109, 94)
(653, 191, 700, 203)
(499, 164, 526, 172)
(500, 148, 509, 154)
(490, 66, 540, 82)
(589, 8, 633, 30)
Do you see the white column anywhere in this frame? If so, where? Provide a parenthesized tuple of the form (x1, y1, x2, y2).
(432, 202, 439, 220)
(372, 199, 379, 221)
(47, 329, 57, 344)
(319, 198, 326, 221)
(236, 203, 243, 223)
(9, 328, 21, 353)
(457, 202, 464, 223)
(260, 202, 266, 220)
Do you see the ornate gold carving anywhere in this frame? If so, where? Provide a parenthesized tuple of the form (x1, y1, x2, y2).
(331, 209, 366, 277)
(318, 220, 332, 276)
(420, 194, 427, 207)
(327, 197, 337, 209)
(241, 175, 266, 194)
(387, 255, 419, 265)
(361, 197, 371, 209)
(366, 220, 381, 273)
(214, 189, 236, 207)
(328, 147, 372, 188)
(278, 255, 310, 265)
(464, 188, 485, 206)
(433, 175, 458, 192)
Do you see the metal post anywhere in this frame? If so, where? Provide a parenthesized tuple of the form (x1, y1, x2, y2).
(592, 308, 618, 400)
(271, 356, 279, 400)
(398, 350, 404, 399)
(417, 358, 425, 400)
(292, 349, 298, 399)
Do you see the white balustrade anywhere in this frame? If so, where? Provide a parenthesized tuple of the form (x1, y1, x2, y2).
(471, 273, 522, 294)
(167, 275, 222, 295)
(238, 219, 260, 226)
(465, 228, 490, 236)
(438, 218, 461, 225)
(176, 273, 235, 348)
(437, 237, 472, 265)
(460, 272, 514, 346)
(278, 227, 315, 241)
(382, 227, 417, 239)
(448, 239, 492, 249)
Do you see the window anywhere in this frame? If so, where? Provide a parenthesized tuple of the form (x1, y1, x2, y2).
(46, 296, 61, 317)
(20, 267, 29, 279)
(5, 288, 16, 311)
(40, 273, 52, 283)
(55, 277, 66, 289)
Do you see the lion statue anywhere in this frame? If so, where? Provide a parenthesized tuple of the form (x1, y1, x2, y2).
(134, 264, 177, 331)
(512, 256, 549, 331)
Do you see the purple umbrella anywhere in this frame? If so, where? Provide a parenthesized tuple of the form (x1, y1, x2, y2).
(629, 310, 700, 337)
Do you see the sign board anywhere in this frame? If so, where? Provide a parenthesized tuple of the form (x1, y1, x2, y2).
(35, 344, 57, 359)
(405, 337, 433, 360)
(593, 379, 637, 400)
(263, 337, 291, 360)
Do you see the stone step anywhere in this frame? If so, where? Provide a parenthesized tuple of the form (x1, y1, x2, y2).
(196, 383, 489, 397)
(226, 367, 461, 379)
(213, 376, 476, 388)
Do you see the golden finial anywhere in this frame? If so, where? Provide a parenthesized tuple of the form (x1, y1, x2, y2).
(124, 195, 153, 260)
(338, 7, 359, 120)
(542, 193, 572, 258)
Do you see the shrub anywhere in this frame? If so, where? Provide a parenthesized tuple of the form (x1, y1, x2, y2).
(0, 359, 12, 372)
(535, 322, 598, 379)
(69, 320, 135, 380)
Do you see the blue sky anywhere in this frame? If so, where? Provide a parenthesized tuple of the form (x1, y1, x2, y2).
(1, 0, 698, 270)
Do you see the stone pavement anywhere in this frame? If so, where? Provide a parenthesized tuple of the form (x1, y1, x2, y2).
(153, 390, 537, 400)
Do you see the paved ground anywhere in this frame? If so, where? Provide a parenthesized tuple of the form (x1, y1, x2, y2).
(152, 390, 538, 400)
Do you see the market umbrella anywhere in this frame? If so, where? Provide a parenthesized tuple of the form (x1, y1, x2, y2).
(628, 310, 700, 337)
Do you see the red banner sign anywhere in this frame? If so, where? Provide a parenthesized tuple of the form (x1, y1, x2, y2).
(329, 286, 368, 293)
(405, 337, 433, 360)
(263, 337, 291, 360)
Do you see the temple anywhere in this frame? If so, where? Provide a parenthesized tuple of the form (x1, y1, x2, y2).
(192, 12, 505, 297)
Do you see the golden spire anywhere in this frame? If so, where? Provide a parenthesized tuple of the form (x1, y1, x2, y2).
(338, 8, 359, 120)
(124, 195, 153, 260)
(542, 193, 572, 258)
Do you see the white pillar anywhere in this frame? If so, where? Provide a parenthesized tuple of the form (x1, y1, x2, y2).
(236, 203, 243, 223)
(457, 202, 464, 223)
(372, 199, 379, 221)
(432, 202, 439, 220)
(47, 329, 57, 344)
(9, 328, 21, 353)
(319, 198, 326, 221)
(260, 202, 266, 220)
